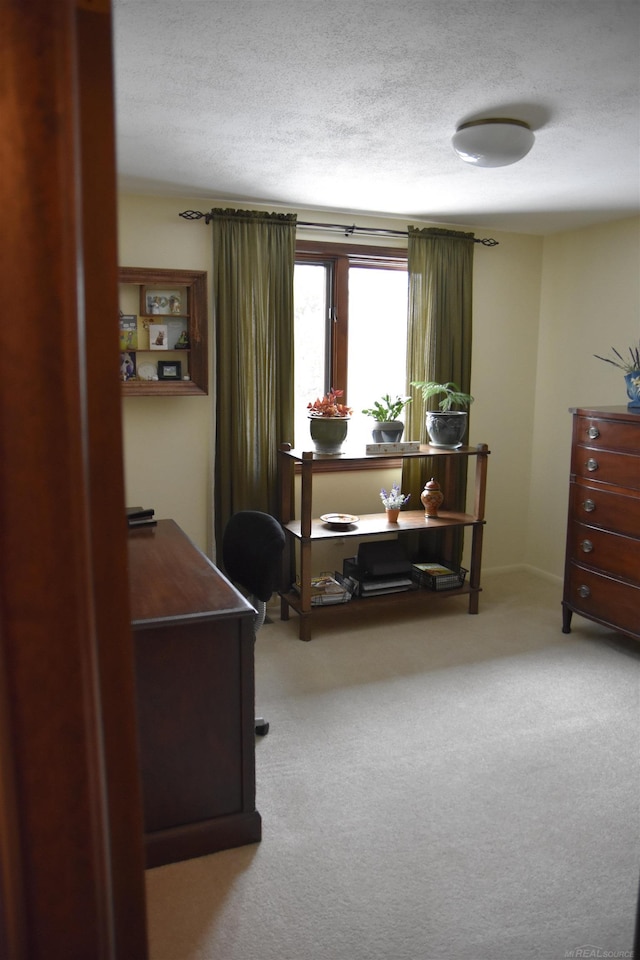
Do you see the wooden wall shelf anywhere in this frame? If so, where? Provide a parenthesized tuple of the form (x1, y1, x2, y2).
(119, 266, 208, 396)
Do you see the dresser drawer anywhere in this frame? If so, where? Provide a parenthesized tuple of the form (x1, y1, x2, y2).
(571, 446, 640, 489)
(575, 415, 640, 453)
(570, 482, 640, 537)
(569, 521, 640, 583)
(565, 565, 640, 638)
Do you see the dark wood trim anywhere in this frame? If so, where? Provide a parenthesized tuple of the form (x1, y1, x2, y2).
(0, 2, 148, 956)
(78, 5, 149, 956)
(296, 240, 408, 262)
(293, 457, 403, 475)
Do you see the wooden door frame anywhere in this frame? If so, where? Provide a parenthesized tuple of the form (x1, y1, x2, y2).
(0, 2, 148, 957)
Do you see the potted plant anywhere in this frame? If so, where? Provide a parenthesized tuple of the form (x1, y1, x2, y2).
(380, 483, 410, 522)
(410, 380, 474, 448)
(362, 394, 413, 443)
(307, 388, 353, 453)
(594, 341, 640, 409)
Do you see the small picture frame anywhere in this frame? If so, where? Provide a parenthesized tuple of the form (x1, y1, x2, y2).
(157, 360, 182, 381)
(143, 288, 183, 316)
(148, 323, 169, 350)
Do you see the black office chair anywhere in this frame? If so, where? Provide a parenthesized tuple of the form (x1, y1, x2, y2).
(222, 510, 286, 736)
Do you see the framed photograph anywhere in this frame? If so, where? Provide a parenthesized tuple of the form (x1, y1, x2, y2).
(165, 319, 189, 349)
(157, 360, 182, 381)
(143, 288, 183, 316)
(148, 323, 169, 350)
(120, 351, 137, 381)
(119, 313, 138, 351)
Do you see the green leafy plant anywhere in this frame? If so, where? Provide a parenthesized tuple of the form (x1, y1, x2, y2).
(410, 381, 474, 412)
(361, 394, 412, 421)
(594, 341, 640, 374)
(307, 388, 353, 418)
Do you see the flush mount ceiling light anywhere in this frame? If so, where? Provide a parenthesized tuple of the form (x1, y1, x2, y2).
(452, 118, 535, 167)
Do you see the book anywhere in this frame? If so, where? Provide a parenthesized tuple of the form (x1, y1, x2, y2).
(126, 506, 156, 528)
(119, 314, 138, 351)
(412, 562, 455, 577)
(127, 517, 157, 528)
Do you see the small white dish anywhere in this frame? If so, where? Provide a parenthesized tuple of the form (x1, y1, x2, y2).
(320, 513, 359, 529)
(138, 362, 157, 381)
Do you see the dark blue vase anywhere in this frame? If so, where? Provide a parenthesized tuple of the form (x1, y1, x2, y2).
(624, 372, 640, 409)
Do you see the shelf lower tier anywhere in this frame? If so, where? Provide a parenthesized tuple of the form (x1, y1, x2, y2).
(280, 583, 480, 641)
(284, 510, 483, 541)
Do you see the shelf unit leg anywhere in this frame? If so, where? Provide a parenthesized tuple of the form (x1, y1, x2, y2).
(280, 595, 290, 621)
(297, 539, 313, 640)
(468, 523, 484, 614)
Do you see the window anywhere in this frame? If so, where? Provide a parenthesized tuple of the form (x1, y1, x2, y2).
(294, 241, 408, 448)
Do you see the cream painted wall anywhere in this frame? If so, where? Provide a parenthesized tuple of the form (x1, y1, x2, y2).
(117, 194, 637, 583)
(118, 196, 214, 553)
(469, 231, 542, 571)
(526, 216, 640, 581)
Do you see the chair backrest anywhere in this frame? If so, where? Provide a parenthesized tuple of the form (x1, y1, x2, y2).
(221, 511, 285, 602)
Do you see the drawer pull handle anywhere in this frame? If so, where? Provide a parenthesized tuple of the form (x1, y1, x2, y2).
(587, 426, 600, 440)
(580, 539, 593, 553)
(586, 458, 599, 472)
(578, 585, 591, 599)
(583, 499, 596, 512)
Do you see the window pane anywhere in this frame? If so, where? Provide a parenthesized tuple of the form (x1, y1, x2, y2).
(347, 267, 408, 446)
(294, 263, 327, 447)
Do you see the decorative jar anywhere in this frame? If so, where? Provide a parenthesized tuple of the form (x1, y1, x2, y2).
(421, 477, 444, 518)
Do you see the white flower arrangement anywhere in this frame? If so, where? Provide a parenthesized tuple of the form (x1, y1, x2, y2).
(380, 483, 410, 510)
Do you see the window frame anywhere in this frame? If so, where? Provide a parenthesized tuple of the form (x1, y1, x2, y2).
(295, 240, 408, 406)
(294, 240, 408, 472)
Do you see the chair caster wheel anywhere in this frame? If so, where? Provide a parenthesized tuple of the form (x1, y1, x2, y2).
(255, 719, 269, 736)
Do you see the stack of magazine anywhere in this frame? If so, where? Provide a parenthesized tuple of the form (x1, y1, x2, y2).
(293, 573, 355, 606)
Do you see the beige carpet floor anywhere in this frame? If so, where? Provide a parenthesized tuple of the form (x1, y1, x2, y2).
(145, 570, 639, 960)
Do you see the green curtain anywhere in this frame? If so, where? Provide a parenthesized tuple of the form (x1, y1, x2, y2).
(211, 208, 297, 552)
(402, 226, 475, 564)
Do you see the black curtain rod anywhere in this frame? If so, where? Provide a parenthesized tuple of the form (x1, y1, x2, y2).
(178, 209, 499, 246)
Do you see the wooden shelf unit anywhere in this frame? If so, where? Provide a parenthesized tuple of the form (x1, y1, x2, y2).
(119, 266, 208, 396)
(278, 442, 490, 640)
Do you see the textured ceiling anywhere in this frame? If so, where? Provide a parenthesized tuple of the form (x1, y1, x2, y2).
(112, 0, 640, 235)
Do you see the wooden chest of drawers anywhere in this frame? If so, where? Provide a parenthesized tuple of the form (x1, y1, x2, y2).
(562, 405, 640, 641)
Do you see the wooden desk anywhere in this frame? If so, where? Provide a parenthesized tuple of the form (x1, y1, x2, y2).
(128, 519, 261, 868)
